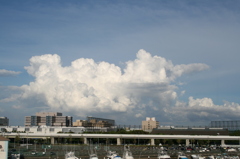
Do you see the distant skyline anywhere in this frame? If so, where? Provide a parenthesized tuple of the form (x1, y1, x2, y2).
(0, 0, 240, 126)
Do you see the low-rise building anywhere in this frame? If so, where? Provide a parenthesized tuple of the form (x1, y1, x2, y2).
(151, 127, 229, 135)
(210, 120, 240, 131)
(73, 120, 89, 127)
(73, 116, 115, 128)
(0, 126, 88, 134)
(86, 116, 115, 127)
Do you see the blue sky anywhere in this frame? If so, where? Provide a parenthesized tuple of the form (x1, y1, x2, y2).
(0, 0, 240, 126)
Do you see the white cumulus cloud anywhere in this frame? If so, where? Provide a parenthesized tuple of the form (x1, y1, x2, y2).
(167, 97, 240, 125)
(2, 49, 224, 125)
(0, 69, 21, 77)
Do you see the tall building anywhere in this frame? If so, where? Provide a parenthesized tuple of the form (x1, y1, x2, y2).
(142, 117, 159, 131)
(25, 112, 72, 127)
(0, 117, 9, 126)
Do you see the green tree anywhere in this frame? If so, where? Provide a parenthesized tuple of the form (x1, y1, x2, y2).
(15, 134, 21, 146)
(68, 134, 72, 144)
(162, 139, 166, 145)
(176, 139, 182, 145)
(230, 130, 240, 136)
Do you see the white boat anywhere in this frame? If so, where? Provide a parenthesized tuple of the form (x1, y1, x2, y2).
(89, 146, 98, 159)
(106, 150, 122, 159)
(191, 155, 205, 159)
(227, 148, 237, 152)
(123, 145, 134, 159)
(206, 156, 215, 159)
(11, 153, 20, 159)
(65, 151, 79, 159)
(158, 150, 171, 159)
(215, 155, 224, 159)
(178, 152, 188, 159)
(90, 153, 98, 159)
(224, 156, 239, 159)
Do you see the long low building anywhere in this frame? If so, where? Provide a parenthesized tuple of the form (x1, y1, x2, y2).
(0, 126, 85, 134)
(2, 132, 240, 147)
(151, 127, 229, 135)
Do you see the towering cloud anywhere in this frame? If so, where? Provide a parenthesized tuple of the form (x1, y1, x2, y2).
(21, 50, 206, 113)
(2, 49, 239, 125)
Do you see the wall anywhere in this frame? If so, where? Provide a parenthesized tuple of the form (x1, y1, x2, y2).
(0, 141, 8, 159)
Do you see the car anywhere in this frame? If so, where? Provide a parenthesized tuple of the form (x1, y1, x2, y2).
(31, 151, 38, 155)
(11, 149, 16, 152)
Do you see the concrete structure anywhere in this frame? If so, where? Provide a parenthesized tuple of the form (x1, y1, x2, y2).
(0, 117, 8, 126)
(142, 117, 159, 131)
(25, 112, 72, 127)
(0, 136, 9, 159)
(1, 132, 240, 147)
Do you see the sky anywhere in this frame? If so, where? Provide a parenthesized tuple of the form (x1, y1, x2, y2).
(0, 0, 240, 127)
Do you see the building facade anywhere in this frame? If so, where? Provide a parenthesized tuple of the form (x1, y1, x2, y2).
(73, 120, 89, 127)
(142, 117, 159, 131)
(86, 116, 115, 127)
(151, 127, 229, 135)
(0, 117, 9, 126)
(0, 136, 9, 159)
(210, 120, 240, 130)
(25, 112, 72, 127)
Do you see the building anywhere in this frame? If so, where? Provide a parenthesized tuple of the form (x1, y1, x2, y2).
(210, 120, 240, 131)
(142, 117, 159, 131)
(151, 127, 229, 135)
(0, 136, 9, 159)
(73, 116, 115, 128)
(0, 117, 9, 126)
(73, 120, 89, 127)
(25, 112, 72, 127)
(0, 126, 81, 134)
(86, 116, 115, 127)
(87, 116, 115, 127)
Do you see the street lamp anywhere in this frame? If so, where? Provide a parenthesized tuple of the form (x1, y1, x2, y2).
(26, 131, 29, 149)
(34, 140, 37, 152)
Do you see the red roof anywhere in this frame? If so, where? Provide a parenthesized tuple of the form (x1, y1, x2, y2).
(0, 136, 9, 141)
